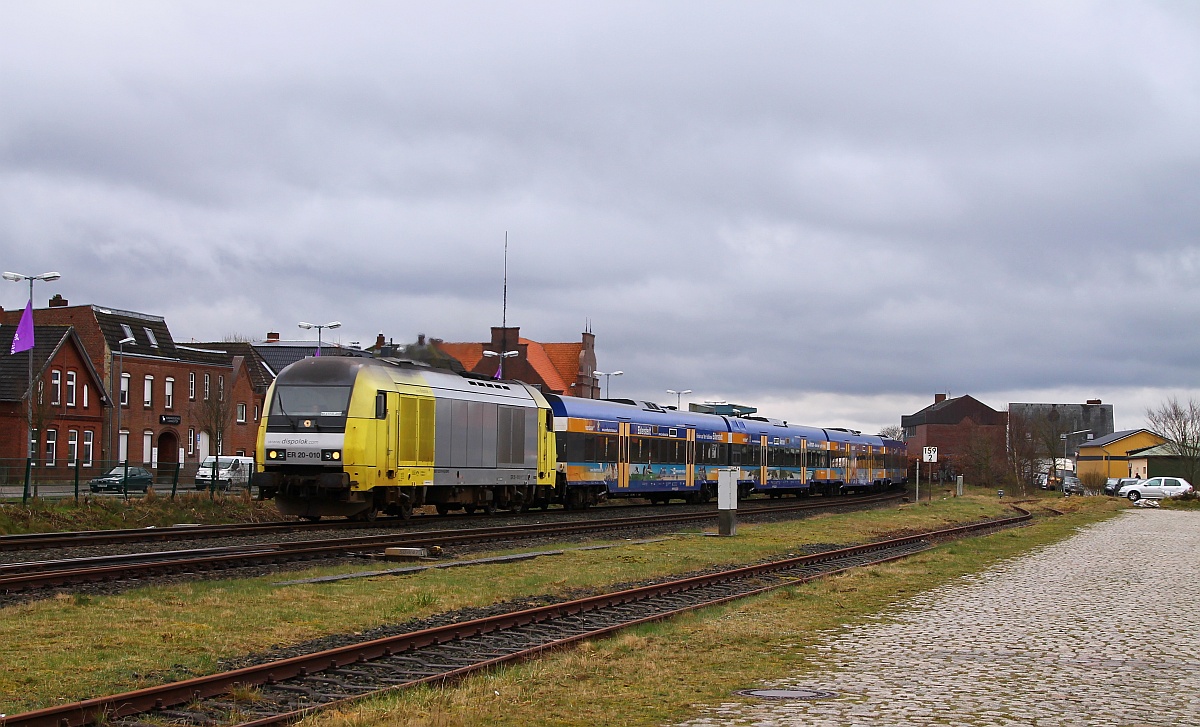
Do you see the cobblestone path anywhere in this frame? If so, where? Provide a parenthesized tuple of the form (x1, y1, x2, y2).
(678, 509, 1200, 726)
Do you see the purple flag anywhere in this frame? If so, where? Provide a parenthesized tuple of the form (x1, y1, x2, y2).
(9, 300, 33, 355)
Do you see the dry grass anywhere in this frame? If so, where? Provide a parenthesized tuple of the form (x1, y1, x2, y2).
(0, 495, 1124, 718)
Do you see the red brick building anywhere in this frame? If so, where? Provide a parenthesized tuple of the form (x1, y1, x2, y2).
(901, 394, 1008, 479)
(1, 298, 261, 468)
(431, 326, 600, 398)
(0, 325, 109, 477)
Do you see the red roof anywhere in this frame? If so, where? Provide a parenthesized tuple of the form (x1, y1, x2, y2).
(519, 338, 567, 392)
(434, 342, 485, 371)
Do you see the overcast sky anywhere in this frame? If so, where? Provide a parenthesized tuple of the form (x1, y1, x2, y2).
(2, 2, 1198, 434)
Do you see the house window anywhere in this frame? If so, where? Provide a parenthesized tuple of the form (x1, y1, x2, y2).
(83, 431, 94, 466)
(218, 375, 225, 401)
(143, 431, 153, 464)
(46, 429, 57, 466)
(188, 428, 195, 455)
(144, 375, 154, 408)
(120, 373, 130, 406)
(204, 373, 210, 401)
(51, 370, 62, 405)
(29, 430, 37, 460)
(189, 372, 196, 400)
(165, 378, 174, 409)
(66, 371, 77, 407)
(118, 430, 129, 462)
(237, 403, 247, 424)
(144, 327, 159, 348)
(254, 404, 260, 421)
(68, 430, 78, 465)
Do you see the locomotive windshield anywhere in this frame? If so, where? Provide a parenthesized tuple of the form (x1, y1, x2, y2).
(269, 385, 353, 418)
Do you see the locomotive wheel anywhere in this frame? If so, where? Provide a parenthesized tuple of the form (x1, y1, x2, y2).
(435, 503, 451, 516)
(464, 505, 477, 515)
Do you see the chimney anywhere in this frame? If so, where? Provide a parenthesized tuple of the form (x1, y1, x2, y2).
(48, 294, 68, 308)
(417, 333, 426, 346)
(1086, 399, 1102, 405)
(934, 393, 947, 404)
(375, 332, 386, 350)
(266, 331, 280, 342)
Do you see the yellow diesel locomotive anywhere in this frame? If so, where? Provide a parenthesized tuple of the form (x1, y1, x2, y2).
(254, 356, 558, 520)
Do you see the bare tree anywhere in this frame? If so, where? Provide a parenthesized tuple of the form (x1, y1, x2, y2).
(962, 426, 1003, 487)
(1146, 397, 1200, 485)
(878, 424, 904, 441)
(1006, 407, 1040, 497)
(1032, 408, 1073, 486)
(190, 375, 235, 458)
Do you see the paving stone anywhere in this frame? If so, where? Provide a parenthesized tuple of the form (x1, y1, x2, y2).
(675, 510, 1200, 726)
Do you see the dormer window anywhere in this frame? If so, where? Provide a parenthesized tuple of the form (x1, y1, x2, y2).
(120, 324, 135, 342)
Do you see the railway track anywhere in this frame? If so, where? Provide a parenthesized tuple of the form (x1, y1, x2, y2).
(0, 494, 904, 595)
(2, 507, 1029, 727)
(0, 493, 894, 552)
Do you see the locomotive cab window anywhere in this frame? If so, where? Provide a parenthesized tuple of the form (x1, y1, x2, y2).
(269, 385, 353, 420)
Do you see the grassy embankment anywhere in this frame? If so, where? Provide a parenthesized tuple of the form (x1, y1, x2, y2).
(0, 489, 279, 534)
(0, 493, 1125, 723)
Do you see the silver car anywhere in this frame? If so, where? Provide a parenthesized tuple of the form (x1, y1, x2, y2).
(1117, 477, 1193, 501)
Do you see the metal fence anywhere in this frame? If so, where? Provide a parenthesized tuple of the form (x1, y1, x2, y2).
(0, 457, 255, 502)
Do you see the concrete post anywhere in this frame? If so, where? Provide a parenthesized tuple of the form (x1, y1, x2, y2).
(718, 467, 737, 536)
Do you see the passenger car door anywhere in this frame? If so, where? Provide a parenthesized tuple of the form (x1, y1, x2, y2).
(1162, 478, 1186, 497)
(1141, 478, 1164, 498)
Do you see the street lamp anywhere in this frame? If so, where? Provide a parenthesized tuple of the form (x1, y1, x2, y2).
(3, 271, 60, 462)
(113, 335, 135, 464)
(298, 321, 341, 356)
(666, 389, 692, 410)
(594, 370, 623, 399)
(483, 349, 518, 379)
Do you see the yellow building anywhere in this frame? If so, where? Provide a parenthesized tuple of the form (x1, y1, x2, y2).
(1076, 429, 1166, 479)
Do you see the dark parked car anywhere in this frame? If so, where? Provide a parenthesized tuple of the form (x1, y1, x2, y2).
(1104, 478, 1139, 497)
(89, 466, 155, 493)
(1061, 476, 1084, 495)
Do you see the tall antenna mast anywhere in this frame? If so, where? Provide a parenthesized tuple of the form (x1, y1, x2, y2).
(502, 231, 508, 336)
(500, 232, 508, 378)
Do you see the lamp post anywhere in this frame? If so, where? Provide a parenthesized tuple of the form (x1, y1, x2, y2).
(1059, 429, 1092, 482)
(483, 349, 518, 379)
(112, 335, 135, 464)
(666, 389, 692, 410)
(2, 271, 60, 462)
(298, 321, 341, 356)
(594, 370, 623, 399)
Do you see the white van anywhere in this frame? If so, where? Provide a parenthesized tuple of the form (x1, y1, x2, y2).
(195, 455, 255, 490)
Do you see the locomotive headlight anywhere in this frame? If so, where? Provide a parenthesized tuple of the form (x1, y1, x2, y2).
(321, 449, 342, 461)
(267, 449, 286, 460)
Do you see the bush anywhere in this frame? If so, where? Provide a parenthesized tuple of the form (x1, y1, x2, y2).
(1081, 472, 1107, 491)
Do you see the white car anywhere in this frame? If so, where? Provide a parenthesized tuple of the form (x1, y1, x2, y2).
(1117, 477, 1193, 501)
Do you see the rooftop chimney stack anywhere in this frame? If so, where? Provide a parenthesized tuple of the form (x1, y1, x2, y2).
(935, 393, 947, 404)
(266, 331, 280, 342)
(49, 294, 68, 308)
